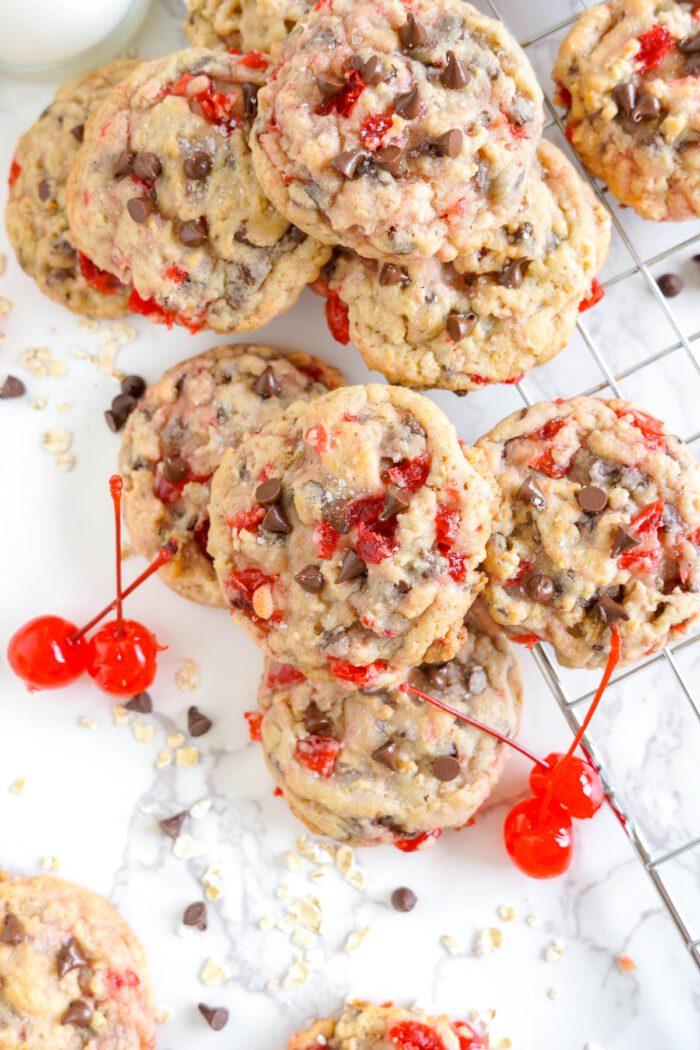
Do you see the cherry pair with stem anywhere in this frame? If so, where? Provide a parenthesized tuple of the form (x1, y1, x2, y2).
(7, 476, 174, 697)
(400, 625, 620, 879)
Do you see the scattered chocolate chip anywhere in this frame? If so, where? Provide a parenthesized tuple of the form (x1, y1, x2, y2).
(61, 1000, 92, 1027)
(163, 455, 188, 483)
(38, 179, 51, 201)
(127, 197, 153, 224)
(430, 128, 463, 158)
(121, 374, 146, 398)
(295, 564, 324, 593)
(114, 150, 135, 179)
(133, 151, 162, 181)
(446, 311, 476, 341)
(104, 410, 122, 433)
(399, 12, 427, 49)
(183, 151, 212, 180)
(112, 392, 136, 419)
(0, 914, 26, 944)
(631, 93, 660, 122)
(597, 593, 630, 625)
(316, 72, 345, 100)
(337, 548, 366, 583)
(304, 702, 334, 736)
(70, 124, 84, 142)
(432, 755, 461, 781)
(56, 938, 87, 978)
(613, 81, 636, 117)
(322, 498, 350, 534)
(394, 86, 420, 119)
(517, 475, 546, 509)
(0, 375, 25, 399)
(360, 55, 386, 84)
(391, 886, 417, 912)
(262, 504, 292, 534)
(374, 144, 403, 176)
(611, 525, 641, 557)
(441, 50, 468, 89)
(379, 263, 410, 286)
(525, 572, 556, 603)
(498, 258, 528, 289)
(199, 1004, 229, 1031)
(255, 478, 282, 505)
(657, 273, 683, 298)
(158, 811, 187, 839)
(179, 219, 207, 247)
(254, 366, 282, 398)
(331, 148, 371, 179)
(125, 691, 153, 713)
(379, 484, 410, 521)
(678, 31, 700, 53)
(188, 706, 213, 737)
(183, 901, 208, 929)
(423, 663, 448, 689)
(578, 485, 608, 513)
(467, 666, 488, 695)
(372, 740, 398, 770)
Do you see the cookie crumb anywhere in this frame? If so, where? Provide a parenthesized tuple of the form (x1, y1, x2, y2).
(548, 986, 561, 1000)
(0, 294, 13, 317)
(440, 934, 461, 956)
(132, 718, 155, 743)
(498, 904, 518, 922)
(526, 912, 542, 927)
(155, 749, 172, 769)
(544, 938, 565, 962)
(56, 453, 76, 472)
(78, 717, 98, 730)
(200, 958, 230, 986)
(343, 927, 369, 954)
(167, 731, 185, 748)
(175, 745, 200, 767)
(175, 659, 199, 692)
(190, 797, 212, 819)
(38, 855, 59, 872)
(9, 777, 25, 795)
(283, 956, 310, 988)
(172, 834, 206, 860)
(42, 427, 72, 455)
(31, 397, 48, 411)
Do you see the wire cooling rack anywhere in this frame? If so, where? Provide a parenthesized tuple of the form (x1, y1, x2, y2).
(477, 0, 700, 971)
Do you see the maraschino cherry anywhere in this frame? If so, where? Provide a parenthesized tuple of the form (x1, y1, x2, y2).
(529, 752, 604, 820)
(7, 615, 88, 691)
(503, 798, 573, 879)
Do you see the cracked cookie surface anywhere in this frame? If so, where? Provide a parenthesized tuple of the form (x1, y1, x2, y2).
(183, 0, 313, 58)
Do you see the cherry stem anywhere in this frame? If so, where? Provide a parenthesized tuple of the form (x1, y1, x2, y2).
(399, 682, 550, 769)
(70, 541, 177, 642)
(110, 475, 124, 636)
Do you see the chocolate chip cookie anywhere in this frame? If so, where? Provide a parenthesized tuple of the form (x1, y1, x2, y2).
(251, 0, 543, 261)
(66, 49, 330, 334)
(289, 999, 479, 1050)
(477, 397, 700, 669)
(183, 0, 313, 58)
(208, 384, 498, 688)
(119, 343, 343, 606)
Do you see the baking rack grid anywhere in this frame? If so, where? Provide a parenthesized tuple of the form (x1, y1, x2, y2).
(480, 0, 700, 971)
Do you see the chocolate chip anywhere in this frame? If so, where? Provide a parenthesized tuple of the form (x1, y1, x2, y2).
(446, 311, 476, 341)
(379, 263, 410, 286)
(199, 1004, 229, 1031)
(631, 93, 661, 121)
(125, 691, 153, 713)
(360, 55, 386, 84)
(331, 149, 371, 179)
(578, 485, 608, 513)
(254, 366, 282, 398)
(322, 499, 350, 534)
(391, 886, 417, 912)
(70, 124, 84, 142)
(188, 706, 213, 737)
(295, 565, 324, 593)
(112, 392, 136, 419)
(38, 179, 51, 201)
(525, 572, 555, 603)
(242, 82, 259, 119)
(0, 375, 25, 399)
(159, 811, 187, 839)
(0, 914, 25, 944)
(127, 197, 153, 224)
(611, 525, 641, 557)
(517, 475, 546, 509)
(597, 593, 630, 625)
(337, 548, 366, 583)
(316, 72, 345, 100)
(498, 258, 528, 289)
(183, 151, 212, 180)
(467, 666, 488, 695)
(104, 410, 122, 433)
(678, 31, 700, 53)
(432, 755, 461, 781)
(121, 374, 146, 398)
(372, 740, 398, 770)
(430, 129, 463, 157)
(441, 51, 468, 89)
(374, 145, 403, 176)
(183, 901, 208, 929)
(255, 478, 282, 505)
(132, 151, 161, 181)
(686, 53, 700, 74)
(379, 484, 410, 520)
(56, 938, 87, 978)
(423, 663, 448, 689)
(613, 81, 636, 117)
(304, 702, 334, 736)
(657, 273, 683, 298)
(163, 455, 188, 483)
(114, 150, 134, 179)
(394, 86, 420, 119)
(179, 219, 207, 247)
(399, 12, 427, 49)
(262, 504, 292, 534)
(61, 1000, 92, 1027)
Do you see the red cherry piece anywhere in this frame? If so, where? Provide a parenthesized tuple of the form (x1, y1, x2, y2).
(387, 452, 431, 493)
(7, 615, 88, 691)
(394, 829, 442, 853)
(504, 797, 574, 879)
(530, 753, 604, 820)
(317, 68, 365, 117)
(614, 408, 665, 451)
(324, 294, 350, 345)
(359, 112, 393, 150)
(78, 252, 124, 295)
(265, 661, 306, 688)
(388, 1021, 446, 1050)
(85, 619, 159, 696)
(313, 517, 342, 559)
(578, 277, 604, 313)
(635, 23, 676, 72)
(244, 710, 263, 742)
(105, 969, 140, 994)
(294, 734, 341, 776)
(451, 1023, 486, 1050)
(326, 657, 388, 687)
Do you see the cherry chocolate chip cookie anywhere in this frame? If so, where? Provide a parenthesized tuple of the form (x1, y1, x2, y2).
(288, 999, 483, 1050)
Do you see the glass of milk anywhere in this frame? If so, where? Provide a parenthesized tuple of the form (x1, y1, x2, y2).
(0, 0, 152, 78)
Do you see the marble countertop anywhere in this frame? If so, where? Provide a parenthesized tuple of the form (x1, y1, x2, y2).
(1, 1, 699, 1047)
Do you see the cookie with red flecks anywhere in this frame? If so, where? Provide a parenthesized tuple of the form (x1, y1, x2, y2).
(477, 397, 700, 669)
(66, 48, 330, 334)
(207, 384, 498, 687)
(288, 999, 486, 1049)
(183, 0, 313, 58)
(251, 0, 543, 261)
(5, 60, 136, 319)
(0, 874, 155, 1050)
(554, 0, 700, 221)
(257, 605, 521, 847)
(119, 343, 343, 607)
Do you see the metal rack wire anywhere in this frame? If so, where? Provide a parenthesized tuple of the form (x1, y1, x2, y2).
(482, 0, 700, 971)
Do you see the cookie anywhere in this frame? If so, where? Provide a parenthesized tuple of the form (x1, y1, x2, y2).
(257, 605, 521, 846)
(288, 999, 478, 1050)
(66, 49, 330, 334)
(553, 0, 700, 221)
(183, 0, 313, 58)
(251, 0, 543, 261)
(0, 874, 155, 1050)
(477, 397, 700, 669)
(5, 60, 136, 319)
(208, 384, 498, 688)
(119, 343, 344, 607)
(325, 141, 610, 391)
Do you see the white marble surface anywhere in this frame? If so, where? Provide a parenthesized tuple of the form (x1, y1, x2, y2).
(1, 1, 699, 1047)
